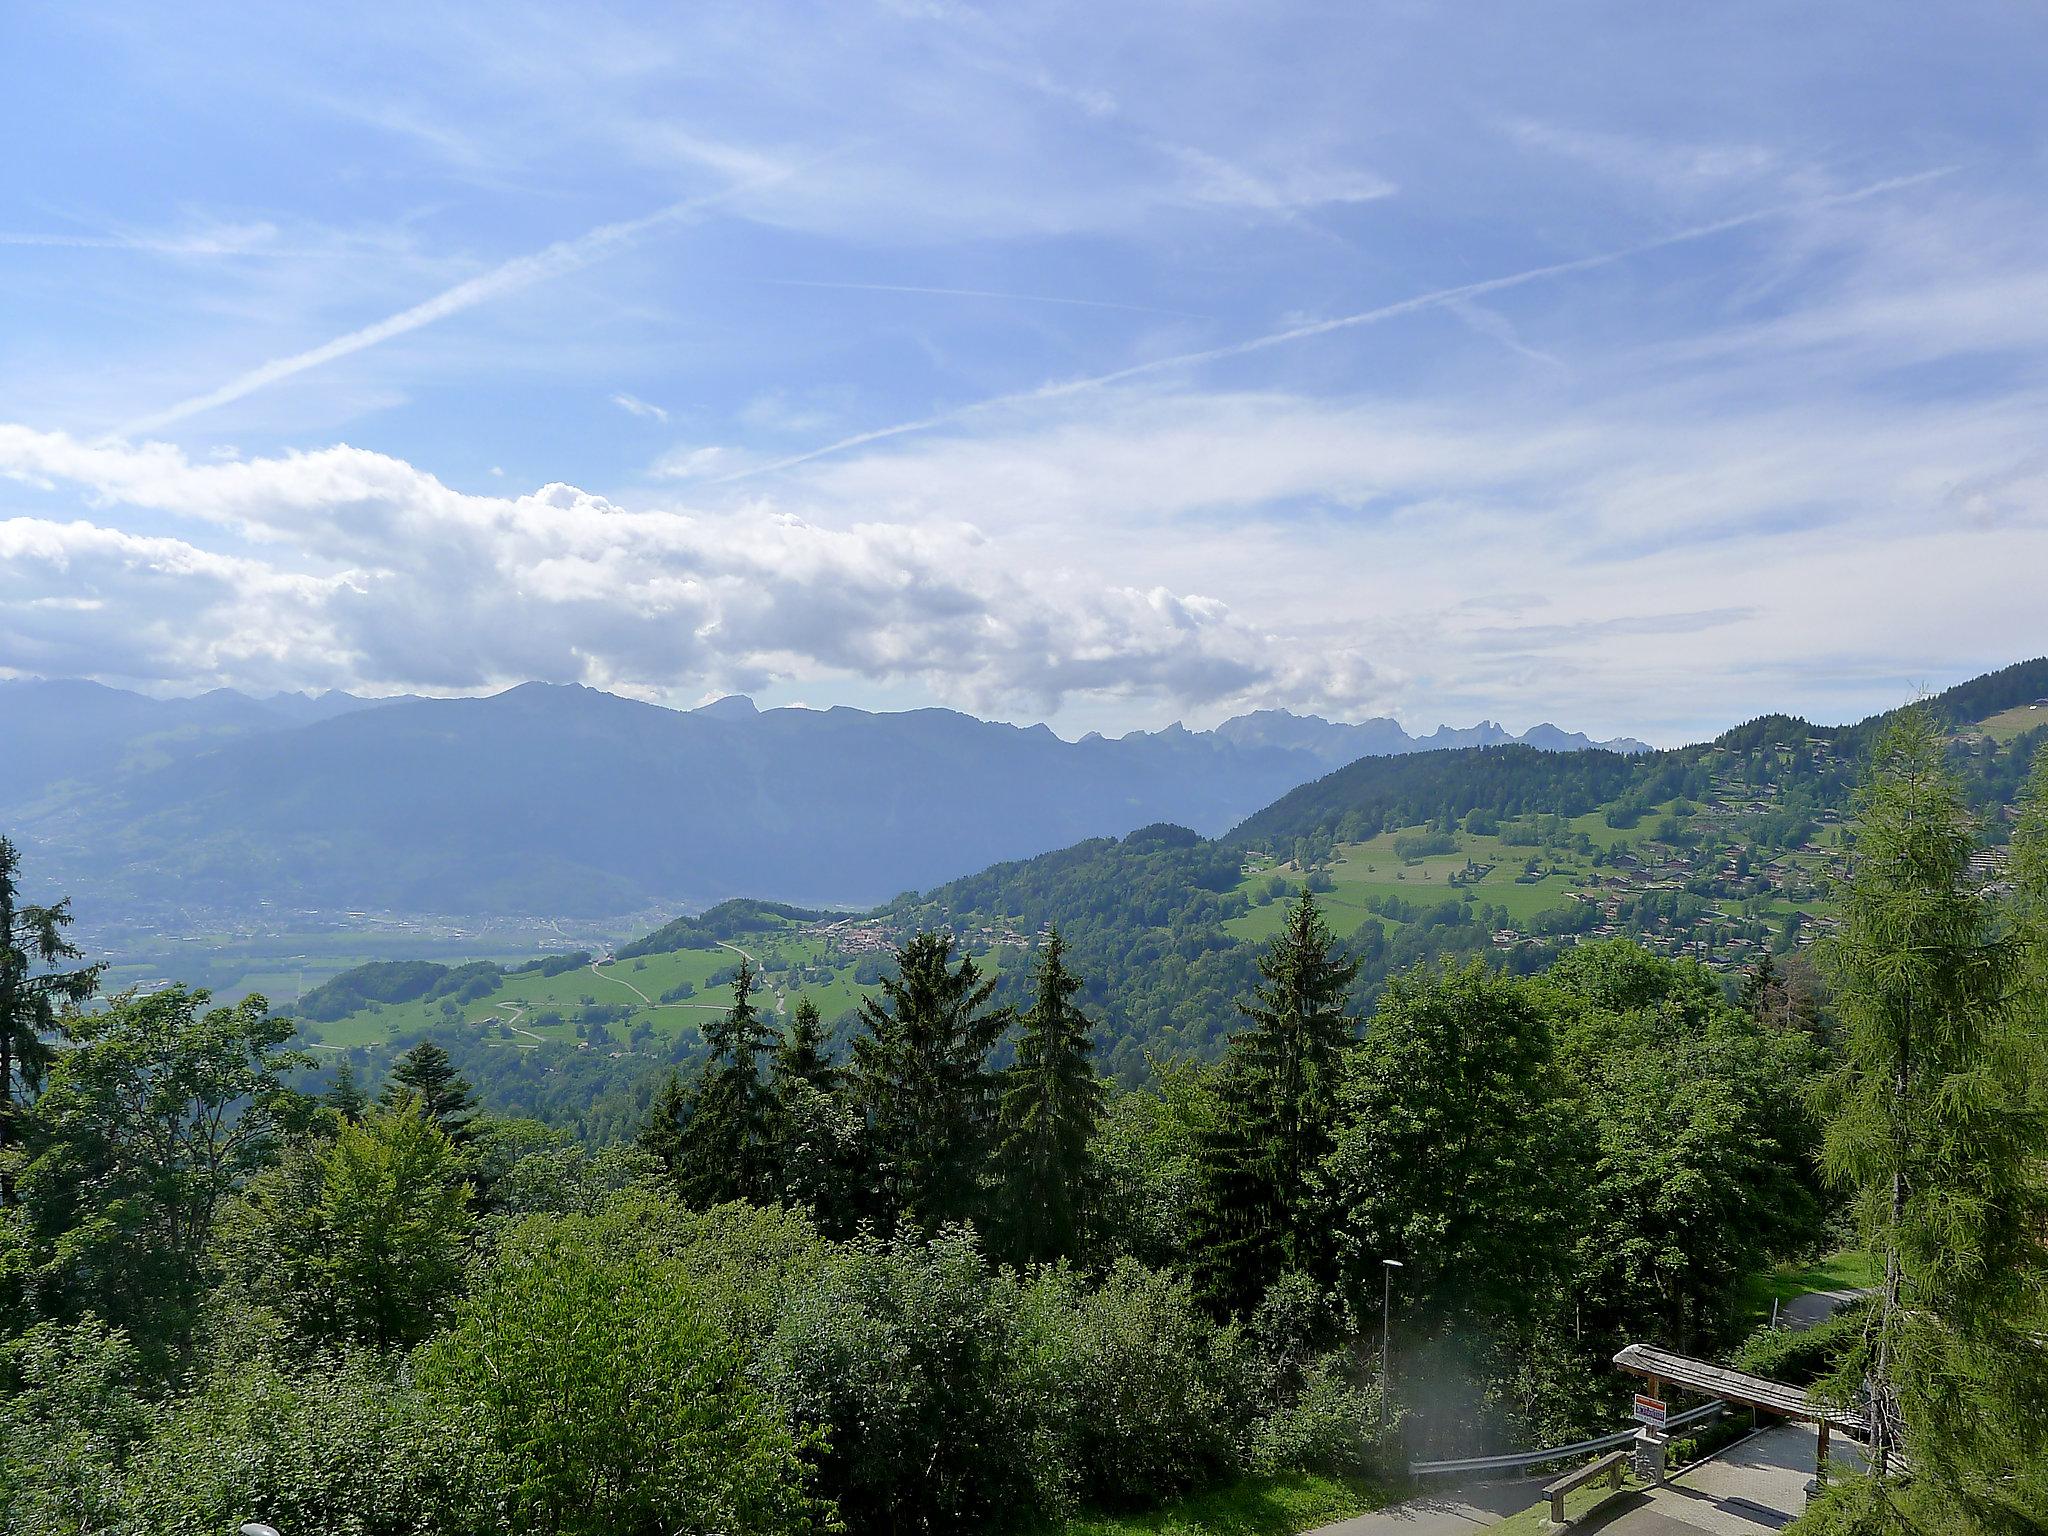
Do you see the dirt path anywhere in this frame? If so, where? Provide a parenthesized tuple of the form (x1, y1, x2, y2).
(588, 960, 655, 1006)
(716, 939, 786, 1013)
(491, 1001, 546, 1046)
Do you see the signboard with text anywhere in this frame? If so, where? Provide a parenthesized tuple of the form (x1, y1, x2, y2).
(1633, 1394, 1668, 1429)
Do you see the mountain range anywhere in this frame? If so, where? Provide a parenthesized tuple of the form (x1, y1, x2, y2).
(0, 677, 1645, 919)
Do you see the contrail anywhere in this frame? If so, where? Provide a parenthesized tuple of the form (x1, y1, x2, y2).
(715, 167, 1954, 484)
(114, 173, 795, 439)
(757, 277, 1208, 320)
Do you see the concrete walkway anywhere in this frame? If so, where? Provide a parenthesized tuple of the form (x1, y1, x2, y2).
(1310, 1423, 1867, 1536)
(1575, 1423, 1866, 1536)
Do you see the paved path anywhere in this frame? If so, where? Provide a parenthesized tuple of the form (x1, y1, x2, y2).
(1310, 1479, 1546, 1536)
(1580, 1423, 1866, 1536)
(1779, 1288, 1864, 1330)
(1312, 1424, 1866, 1536)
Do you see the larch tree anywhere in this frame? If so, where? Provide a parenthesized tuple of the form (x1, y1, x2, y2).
(767, 995, 862, 1231)
(324, 1059, 369, 1125)
(635, 1068, 692, 1181)
(997, 929, 1105, 1263)
(1815, 709, 2048, 1528)
(0, 837, 100, 1207)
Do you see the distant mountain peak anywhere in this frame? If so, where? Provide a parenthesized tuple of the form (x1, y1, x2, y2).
(696, 693, 760, 718)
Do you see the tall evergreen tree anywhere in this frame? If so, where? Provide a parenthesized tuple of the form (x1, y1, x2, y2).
(1198, 890, 1358, 1313)
(767, 996, 862, 1230)
(671, 959, 778, 1206)
(635, 1068, 691, 1180)
(997, 930, 1105, 1263)
(379, 1040, 479, 1143)
(0, 837, 100, 1207)
(851, 931, 1010, 1229)
(324, 1060, 369, 1125)
(772, 996, 836, 1100)
(1816, 709, 2048, 1525)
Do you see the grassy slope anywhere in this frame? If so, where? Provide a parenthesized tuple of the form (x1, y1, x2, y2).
(1737, 1247, 1880, 1327)
(308, 920, 1032, 1052)
(1976, 701, 2048, 744)
(1222, 813, 1676, 944)
(1062, 1473, 1386, 1536)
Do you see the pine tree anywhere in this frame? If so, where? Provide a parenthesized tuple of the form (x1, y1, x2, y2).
(851, 931, 1011, 1229)
(0, 837, 101, 1207)
(379, 1041, 479, 1143)
(996, 930, 1104, 1262)
(324, 1060, 369, 1124)
(672, 959, 778, 1206)
(1198, 889, 1358, 1313)
(1816, 709, 2048, 1523)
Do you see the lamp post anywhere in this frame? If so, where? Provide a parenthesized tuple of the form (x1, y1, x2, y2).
(1380, 1258, 1403, 1431)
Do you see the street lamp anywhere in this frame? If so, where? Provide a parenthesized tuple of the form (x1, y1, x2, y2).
(240, 1525, 282, 1536)
(1380, 1258, 1403, 1431)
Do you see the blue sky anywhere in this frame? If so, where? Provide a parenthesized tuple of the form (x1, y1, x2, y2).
(3, 2, 2045, 743)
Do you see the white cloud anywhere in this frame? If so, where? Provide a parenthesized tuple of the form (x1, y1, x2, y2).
(611, 392, 670, 423)
(650, 445, 726, 480)
(1155, 142, 1397, 213)
(0, 427, 1318, 714)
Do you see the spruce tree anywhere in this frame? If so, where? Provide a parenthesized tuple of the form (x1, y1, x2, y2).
(997, 930, 1104, 1262)
(0, 837, 100, 1207)
(767, 996, 862, 1229)
(1198, 889, 1358, 1313)
(380, 1040, 479, 1144)
(324, 1060, 369, 1124)
(672, 959, 778, 1206)
(1816, 709, 2048, 1523)
(851, 931, 1010, 1229)
(772, 996, 836, 1099)
(635, 1068, 691, 1179)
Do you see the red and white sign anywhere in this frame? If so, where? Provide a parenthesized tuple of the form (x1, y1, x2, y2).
(1633, 1394, 1668, 1429)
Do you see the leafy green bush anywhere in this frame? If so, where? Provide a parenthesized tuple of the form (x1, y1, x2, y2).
(0, 1318, 150, 1536)
(758, 1226, 1025, 1534)
(1004, 1259, 1247, 1514)
(1392, 831, 1458, 861)
(1247, 1356, 1382, 1476)
(121, 1347, 460, 1536)
(1730, 1299, 1871, 1385)
(416, 1225, 821, 1536)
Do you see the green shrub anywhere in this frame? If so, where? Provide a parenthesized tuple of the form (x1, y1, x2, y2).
(121, 1347, 460, 1536)
(1247, 1356, 1382, 1476)
(0, 1318, 150, 1536)
(1005, 1259, 1246, 1514)
(1731, 1299, 1870, 1385)
(757, 1226, 1025, 1534)
(415, 1226, 820, 1536)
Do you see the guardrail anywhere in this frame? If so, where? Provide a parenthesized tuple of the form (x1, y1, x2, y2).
(1409, 1401, 1725, 1478)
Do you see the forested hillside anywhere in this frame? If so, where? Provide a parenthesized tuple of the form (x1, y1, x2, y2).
(286, 661, 2048, 1093)
(4, 704, 2043, 1534)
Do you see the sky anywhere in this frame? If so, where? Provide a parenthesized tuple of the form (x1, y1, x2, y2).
(2, 2, 2045, 746)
